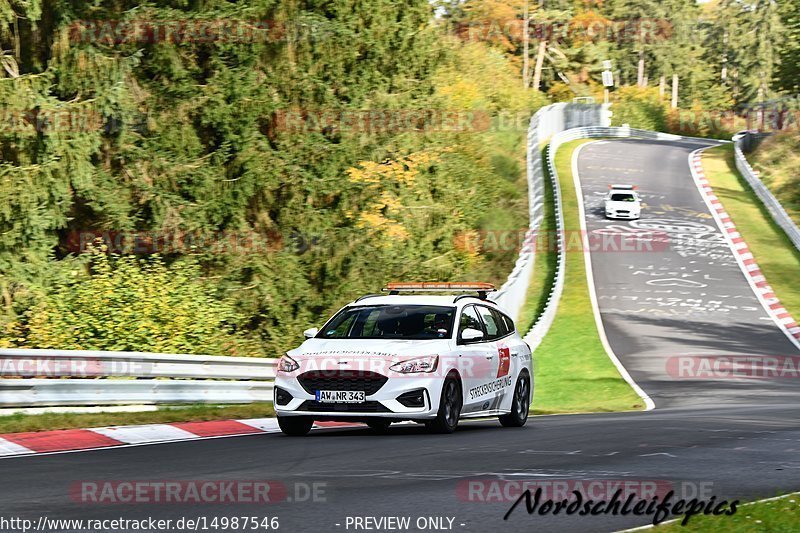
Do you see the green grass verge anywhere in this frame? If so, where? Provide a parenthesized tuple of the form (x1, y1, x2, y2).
(532, 139, 644, 414)
(0, 403, 274, 434)
(702, 145, 800, 320)
(655, 493, 800, 532)
(518, 146, 558, 334)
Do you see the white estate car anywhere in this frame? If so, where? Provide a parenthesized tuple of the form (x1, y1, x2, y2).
(274, 282, 533, 436)
(604, 184, 641, 220)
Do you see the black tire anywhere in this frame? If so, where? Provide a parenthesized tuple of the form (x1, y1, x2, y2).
(278, 416, 314, 436)
(499, 373, 531, 428)
(426, 375, 462, 434)
(366, 420, 392, 433)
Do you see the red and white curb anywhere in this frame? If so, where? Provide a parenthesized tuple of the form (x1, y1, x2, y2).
(0, 419, 360, 458)
(689, 149, 800, 347)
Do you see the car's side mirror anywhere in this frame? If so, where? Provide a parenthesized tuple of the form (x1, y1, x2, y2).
(303, 327, 319, 339)
(461, 328, 484, 342)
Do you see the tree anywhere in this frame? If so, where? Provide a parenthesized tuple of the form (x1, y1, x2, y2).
(14, 250, 262, 355)
(0, 0, 543, 354)
(775, 0, 799, 93)
(712, 0, 785, 102)
(603, 0, 664, 87)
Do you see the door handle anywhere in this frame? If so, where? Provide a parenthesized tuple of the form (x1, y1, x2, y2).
(485, 355, 495, 360)
(511, 351, 520, 357)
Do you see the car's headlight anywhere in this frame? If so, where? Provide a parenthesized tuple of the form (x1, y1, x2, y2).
(390, 355, 439, 374)
(278, 354, 300, 373)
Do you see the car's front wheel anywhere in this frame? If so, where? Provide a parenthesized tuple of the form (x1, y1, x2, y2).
(278, 416, 314, 436)
(426, 375, 462, 434)
(499, 373, 530, 427)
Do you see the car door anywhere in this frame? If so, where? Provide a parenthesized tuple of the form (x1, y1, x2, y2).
(474, 305, 511, 408)
(456, 304, 497, 413)
(490, 308, 528, 381)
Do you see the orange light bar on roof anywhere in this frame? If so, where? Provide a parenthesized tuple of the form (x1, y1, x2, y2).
(384, 282, 496, 292)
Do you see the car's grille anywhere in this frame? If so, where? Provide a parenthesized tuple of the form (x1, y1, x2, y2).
(617, 210, 630, 214)
(297, 370, 388, 396)
(298, 400, 390, 413)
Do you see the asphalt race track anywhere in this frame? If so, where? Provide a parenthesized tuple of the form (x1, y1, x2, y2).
(2, 138, 799, 533)
(575, 139, 800, 408)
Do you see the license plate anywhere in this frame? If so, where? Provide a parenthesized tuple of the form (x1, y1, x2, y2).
(315, 390, 366, 403)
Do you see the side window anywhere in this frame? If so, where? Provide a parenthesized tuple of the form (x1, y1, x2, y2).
(476, 306, 501, 340)
(324, 311, 359, 338)
(501, 312, 516, 335)
(490, 308, 510, 337)
(458, 305, 483, 341)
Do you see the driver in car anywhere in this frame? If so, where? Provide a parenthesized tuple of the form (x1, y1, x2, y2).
(425, 313, 451, 338)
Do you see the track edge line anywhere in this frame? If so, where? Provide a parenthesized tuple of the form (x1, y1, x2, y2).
(571, 141, 656, 412)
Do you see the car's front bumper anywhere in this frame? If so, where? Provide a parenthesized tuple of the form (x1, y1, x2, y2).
(274, 372, 442, 421)
(605, 211, 640, 219)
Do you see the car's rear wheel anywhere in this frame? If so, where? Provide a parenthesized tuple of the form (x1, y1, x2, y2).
(278, 416, 314, 436)
(499, 373, 530, 428)
(426, 375, 462, 434)
(366, 420, 392, 433)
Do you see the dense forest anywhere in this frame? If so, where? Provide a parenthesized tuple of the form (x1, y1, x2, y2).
(439, 0, 799, 134)
(0, 0, 796, 356)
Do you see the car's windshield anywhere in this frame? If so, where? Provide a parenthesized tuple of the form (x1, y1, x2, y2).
(319, 305, 455, 340)
(610, 193, 636, 202)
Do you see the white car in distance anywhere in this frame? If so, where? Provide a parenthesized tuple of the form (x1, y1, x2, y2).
(604, 184, 641, 220)
(274, 282, 533, 436)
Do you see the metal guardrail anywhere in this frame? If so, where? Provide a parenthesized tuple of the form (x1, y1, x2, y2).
(731, 133, 800, 252)
(734, 131, 772, 153)
(490, 103, 610, 322)
(0, 379, 274, 407)
(0, 349, 275, 407)
(0, 349, 275, 380)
